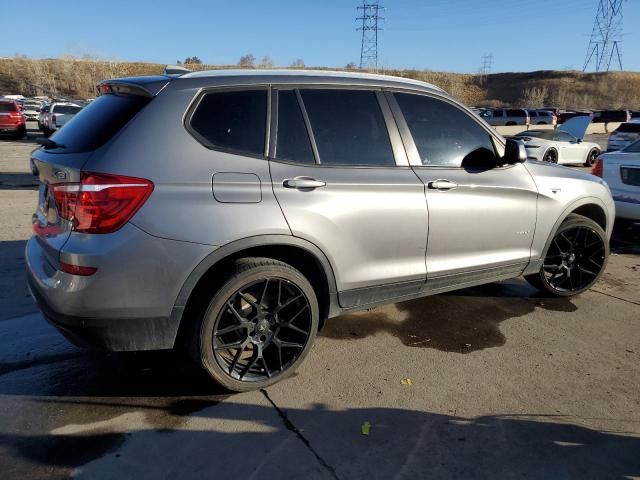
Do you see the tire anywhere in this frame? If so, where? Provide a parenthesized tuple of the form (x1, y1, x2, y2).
(543, 148, 558, 163)
(584, 148, 599, 167)
(14, 125, 27, 140)
(525, 213, 608, 297)
(193, 257, 319, 392)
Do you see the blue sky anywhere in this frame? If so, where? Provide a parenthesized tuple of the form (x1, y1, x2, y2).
(2, 0, 638, 72)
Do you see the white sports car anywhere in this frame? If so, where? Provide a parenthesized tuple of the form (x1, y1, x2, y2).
(515, 117, 601, 166)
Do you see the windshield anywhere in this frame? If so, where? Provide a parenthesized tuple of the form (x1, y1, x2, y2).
(617, 123, 640, 133)
(53, 105, 82, 115)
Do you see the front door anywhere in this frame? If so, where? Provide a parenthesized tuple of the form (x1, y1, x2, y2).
(388, 91, 538, 282)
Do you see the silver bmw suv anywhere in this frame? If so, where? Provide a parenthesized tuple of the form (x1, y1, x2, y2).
(27, 69, 614, 391)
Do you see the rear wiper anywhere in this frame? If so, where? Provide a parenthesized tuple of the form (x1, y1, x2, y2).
(36, 137, 66, 149)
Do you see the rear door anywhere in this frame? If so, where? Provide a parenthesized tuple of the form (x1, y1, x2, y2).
(388, 91, 538, 282)
(269, 87, 428, 305)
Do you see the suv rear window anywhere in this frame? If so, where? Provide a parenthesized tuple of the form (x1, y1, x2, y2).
(53, 105, 82, 114)
(0, 103, 17, 112)
(617, 123, 640, 133)
(189, 89, 267, 156)
(48, 94, 150, 153)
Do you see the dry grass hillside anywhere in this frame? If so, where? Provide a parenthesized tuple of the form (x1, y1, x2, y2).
(1, 57, 639, 109)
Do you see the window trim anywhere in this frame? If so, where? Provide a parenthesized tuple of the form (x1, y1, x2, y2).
(184, 85, 271, 159)
(385, 88, 508, 169)
(270, 88, 318, 164)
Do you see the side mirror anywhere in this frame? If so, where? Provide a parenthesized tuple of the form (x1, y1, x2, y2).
(504, 138, 528, 164)
(577, 138, 582, 144)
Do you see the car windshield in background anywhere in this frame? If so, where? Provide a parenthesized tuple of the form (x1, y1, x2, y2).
(618, 123, 640, 133)
(623, 140, 640, 153)
(517, 130, 555, 140)
(48, 94, 150, 153)
(54, 105, 82, 114)
(0, 103, 17, 112)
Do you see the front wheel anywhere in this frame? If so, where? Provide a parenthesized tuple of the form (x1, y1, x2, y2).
(543, 148, 558, 163)
(525, 214, 608, 296)
(194, 258, 319, 392)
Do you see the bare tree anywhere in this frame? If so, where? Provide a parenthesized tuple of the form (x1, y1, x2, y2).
(258, 56, 274, 68)
(290, 58, 305, 68)
(345, 62, 357, 70)
(521, 86, 548, 108)
(238, 54, 256, 68)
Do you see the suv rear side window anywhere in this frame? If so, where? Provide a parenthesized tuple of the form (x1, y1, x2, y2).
(394, 92, 496, 167)
(507, 109, 526, 117)
(275, 90, 314, 164)
(49, 94, 150, 153)
(190, 89, 267, 156)
(300, 89, 395, 166)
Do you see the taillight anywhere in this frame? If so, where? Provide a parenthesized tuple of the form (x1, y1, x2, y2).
(52, 172, 154, 234)
(591, 157, 603, 177)
(59, 261, 98, 276)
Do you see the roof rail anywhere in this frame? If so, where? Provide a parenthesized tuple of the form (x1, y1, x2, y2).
(164, 65, 191, 76)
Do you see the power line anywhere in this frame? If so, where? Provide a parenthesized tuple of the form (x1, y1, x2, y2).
(357, 1, 384, 71)
(478, 54, 492, 85)
(583, 0, 624, 72)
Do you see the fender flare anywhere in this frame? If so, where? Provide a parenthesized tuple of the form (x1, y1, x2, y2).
(169, 234, 339, 329)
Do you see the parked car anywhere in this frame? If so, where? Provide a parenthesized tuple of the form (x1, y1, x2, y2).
(480, 108, 529, 126)
(630, 111, 640, 119)
(592, 110, 631, 124)
(0, 99, 27, 138)
(527, 110, 557, 125)
(22, 100, 42, 121)
(40, 102, 82, 134)
(27, 69, 614, 391)
(607, 121, 640, 152)
(37, 104, 50, 130)
(592, 140, 640, 226)
(515, 117, 600, 166)
(557, 110, 593, 124)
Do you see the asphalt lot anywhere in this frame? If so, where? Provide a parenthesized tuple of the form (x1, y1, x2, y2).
(0, 123, 639, 479)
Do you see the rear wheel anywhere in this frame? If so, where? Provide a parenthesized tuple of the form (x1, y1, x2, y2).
(194, 258, 319, 392)
(584, 148, 599, 167)
(525, 214, 608, 296)
(543, 148, 558, 163)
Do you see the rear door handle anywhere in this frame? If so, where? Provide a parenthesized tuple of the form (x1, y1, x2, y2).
(283, 177, 326, 190)
(428, 179, 458, 191)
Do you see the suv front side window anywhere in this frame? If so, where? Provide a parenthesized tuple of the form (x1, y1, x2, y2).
(274, 90, 315, 164)
(394, 92, 497, 168)
(299, 89, 395, 166)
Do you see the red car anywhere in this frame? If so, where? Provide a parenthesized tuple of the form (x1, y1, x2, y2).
(0, 99, 27, 139)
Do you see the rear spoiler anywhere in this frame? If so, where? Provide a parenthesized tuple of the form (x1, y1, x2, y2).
(96, 75, 174, 98)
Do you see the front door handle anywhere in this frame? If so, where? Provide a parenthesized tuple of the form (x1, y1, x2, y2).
(428, 179, 458, 191)
(283, 177, 326, 190)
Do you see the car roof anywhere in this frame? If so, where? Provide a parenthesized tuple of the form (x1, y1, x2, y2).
(178, 69, 446, 94)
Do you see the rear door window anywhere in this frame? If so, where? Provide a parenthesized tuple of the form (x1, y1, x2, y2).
(189, 89, 267, 156)
(0, 103, 17, 112)
(299, 89, 395, 166)
(507, 109, 525, 117)
(275, 90, 314, 164)
(48, 94, 150, 153)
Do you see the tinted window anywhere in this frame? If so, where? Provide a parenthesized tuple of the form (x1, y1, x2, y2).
(0, 103, 17, 112)
(275, 90, 314, 164)
(623, 140, 640, 152)
(190, 90, 267, 156)
(538, 111, 551, 117)
(527, 111, 537, 117)
(395, 93, 496, 167)
(492, 109, 504, 117)
(617, 123, 640, 133)
(507, 109, 526, 117)
(49, 94, 150, 153)
(300, 89, 394, 166)
(53, 105, 82, 114)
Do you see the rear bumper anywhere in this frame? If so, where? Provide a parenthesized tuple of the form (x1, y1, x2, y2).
(614, 196, 640, 221)
(25, 223, 215, 351)
(28, 275, 177, 351)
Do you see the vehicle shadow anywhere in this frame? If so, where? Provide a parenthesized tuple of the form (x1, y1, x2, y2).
(0, 172, 38, 190)
(2, 398, 639, 479)
(611, 221, 640, 255)
(322, 279, 576, 353)
(0, 240, 36, 320)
